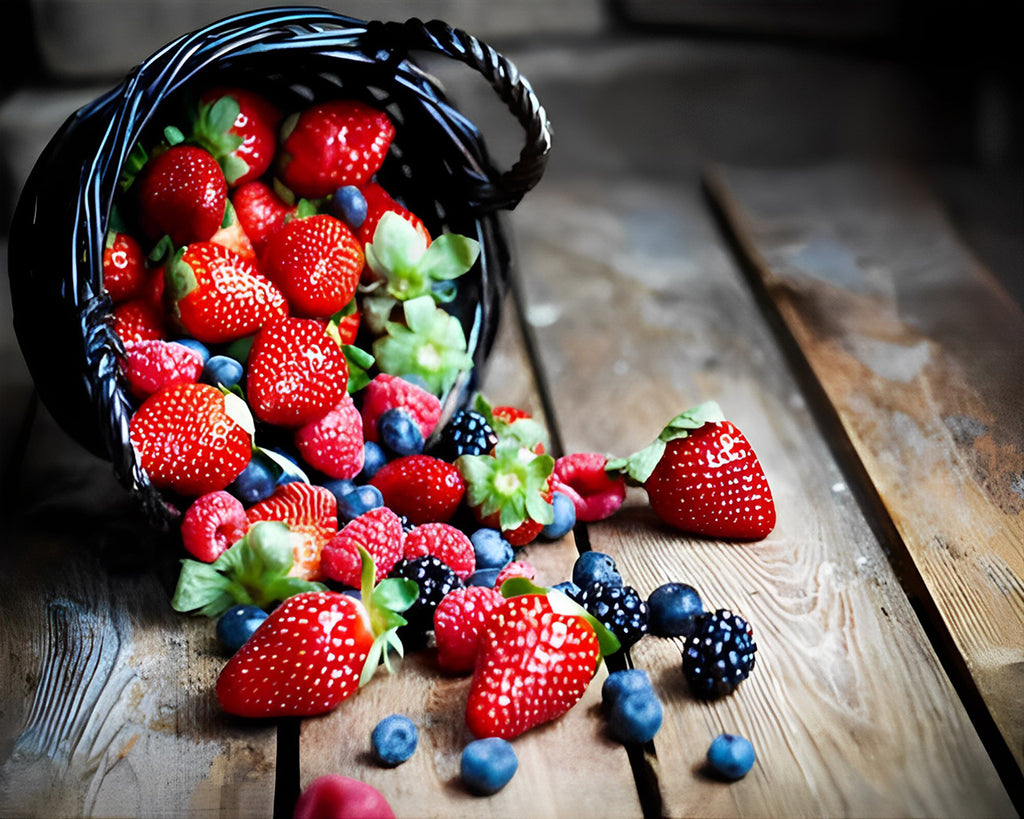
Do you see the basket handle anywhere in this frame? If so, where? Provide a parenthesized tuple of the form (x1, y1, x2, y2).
(365, 18, 552, 213)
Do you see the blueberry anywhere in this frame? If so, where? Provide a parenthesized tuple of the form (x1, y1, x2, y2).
(647, 582, 704, 637)
(466, 567, 501, 587)
(706, 733, 756, 780)
(329, 185, 368, 230)
(228, 457, 277, 504)
(540, 491, 576, 540)
(359, 441, 387, 481)
(370, 714, 418, 767)
(550, 580, 583, 601)
(201, 354, 244, 389)
(460, 737, 518, 795)
(173, 338, 210, 363)
(216, 604, 268, 653)
(572, 551, 623, 590)
(378, 408, 424, 457)
(338, 484, 384, 520)
(607, 687, 663, 744)
(601, 668, 653, 709)
(470, 528, 513, 571)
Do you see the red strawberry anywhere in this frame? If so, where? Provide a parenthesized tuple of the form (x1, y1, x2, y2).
(112, 297, 166, 345)
(403, 522, 475, 580)
(245, 482, 338, 581)
(136, 144, 227, 245)
(465, 593, 601, 739)
(294, 775, 395, 819)
(232, 180, 296, 257)
(209, 201, 257, 265)
(246, 316, 349, 427)
(103, 230, 148, 302)
(128, 382, 252, 497)
(433, 585, 504, 673)
(360, 373, 442, 444)
(166, 242, 287, 344)
(320, 506, 405, 588)
(294, 393, 365, 480)
(180, 490, 249, 562)
(608, 401, 776, 540)
(369, 454, 465, 525)
(276, 99, 395, 198)
(356, 181, 431, 249)
(261, 213, 363, 318)
(121, 338, 204, 400)
(197, 87, 281, 187)
(553, 452, 626, 523)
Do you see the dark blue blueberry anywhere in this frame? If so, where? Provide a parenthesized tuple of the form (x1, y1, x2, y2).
(216, 604, 268, 653)
(228, 457, 277, 504)
(470, 528, 513, 571)
(647, 582, 704, 638)
(378, 408, 424, 457)
(540, 491, 576, 540)
(339, 484, 384, 520)
(371, 714, 418, 767)
(174, 337, 210, 363)
(572, 551, 623, 590)
(358, 441, 387, 481)
(607, 687, 663, 744)
(602, 668, 654, 709)
(329, 185, 368, 230)
(706, 733, 756, 780)
(460, 737, 518, 795)
(201, 354, 244, 389)
(466, 567, 502, 587)
(322, 478, 356, 505)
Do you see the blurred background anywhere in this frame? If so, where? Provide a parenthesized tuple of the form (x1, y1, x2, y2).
(1, 0, 1020, 301)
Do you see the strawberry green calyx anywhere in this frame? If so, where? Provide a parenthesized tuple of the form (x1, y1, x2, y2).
(190, 96, 247, 183)
(172, 521, 326, 617)
(357, 546, 419, 687)
(372, 295, 474, 396)
(606, 400, 726, 485)
(458, 441, 555, 531)
(474, 394, 549, 453)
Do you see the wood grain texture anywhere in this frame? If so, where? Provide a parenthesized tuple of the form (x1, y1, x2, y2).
(704, 161, 1024, 779)
(511, 175, 1014, 817)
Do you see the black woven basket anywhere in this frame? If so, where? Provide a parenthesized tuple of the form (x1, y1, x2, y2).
(7, 5, 551, 529)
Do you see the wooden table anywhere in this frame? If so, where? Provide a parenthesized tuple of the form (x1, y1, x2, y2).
(1, 48, 1021, 819)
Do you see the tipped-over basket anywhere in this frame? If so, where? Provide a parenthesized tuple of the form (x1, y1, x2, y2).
(7, 6, 551, 528)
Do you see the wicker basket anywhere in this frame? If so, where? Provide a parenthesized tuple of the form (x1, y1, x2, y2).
(7, 5, 551, 528)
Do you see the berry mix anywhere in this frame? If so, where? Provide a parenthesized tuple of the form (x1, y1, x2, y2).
(106, 87, 774, 806)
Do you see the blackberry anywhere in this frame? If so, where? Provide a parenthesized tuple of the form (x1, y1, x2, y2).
(389, 556, 464, 642)
(434, 410, 498, 461)
(681, 609, 757, 698)
(579, 582, 649, 650)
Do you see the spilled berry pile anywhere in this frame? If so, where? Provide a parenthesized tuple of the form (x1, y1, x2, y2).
(106, 86, 776, 804)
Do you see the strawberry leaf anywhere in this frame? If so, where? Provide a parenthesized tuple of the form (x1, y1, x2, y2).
(341, 344, 374, 394)
(417, 233, 480, 281)
(357, 546, 417, 687)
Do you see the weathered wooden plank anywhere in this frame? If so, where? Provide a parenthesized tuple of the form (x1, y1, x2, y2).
(0, 405, 278, 818)
(296, 292, 645, 817)
(703, 161, 1024, 782)
(512, 176, 1014, 817)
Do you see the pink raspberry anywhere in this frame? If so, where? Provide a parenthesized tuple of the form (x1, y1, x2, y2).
(121, 338, 204, 399)
(320, 506, 406, 588)
(403, 522, 476, 580)
(180, 490, 249, 562)
(554, 452, 627, 522)
(294, 393, 365, 479)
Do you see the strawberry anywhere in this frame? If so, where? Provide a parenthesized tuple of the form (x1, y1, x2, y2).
(209, 201, 257, 265)
(112, 297, 166, 345)
(260, 213, 363, 318)
(120, 338, 204, 400)
(166, 241, 287, 344)
(294, 393, 365, 480)
(369, 454, 465, 525)
(216, 549, 417, 718)
(276, 99, 395, 198)
(360, 374, 441, 444)
(231, 180, 296, 257)
(457, 441, 555, 546)
(245, 482, 338, 581)
(356, 181, 431, 250)
(607, 401, 776, 540)
(196, 87, 281, 187)
(246, 316, 349, 427)
(180, 490, 249, 562)
(320, 506, 405, 588)
(136, 144, 227, 245)
(433, 585, 504, 673)
(465, 592, 601, 739)
(403, 522, 475, 580)
(128, 382, 252, 497)
(103, 230, 148, 302)
(553, 452, 627, 523)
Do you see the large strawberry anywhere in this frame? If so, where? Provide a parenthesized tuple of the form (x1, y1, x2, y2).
(128, 382, 253, 497)
(433, 584, 504, 673)
(136, 144, 227, 245)
(369, 454, 465, 525)
(166, 241, 287, 343)
(260, 213, 363, 318)
(195, 86, 281, 187)
(607, 401, 776, 540)
(276, 99, 395, 198)
(245, 482, 338, 581)
(246, 316, 349, 427)
(216, 549, 417, 718)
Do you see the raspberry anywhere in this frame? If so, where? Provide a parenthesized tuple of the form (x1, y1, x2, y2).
(360, 373, 441, 444)
(403, 523, 476, 580)
(320, 506, 405, 588)
(433, 585, 504, 673)
(682, 609, 757, 698)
